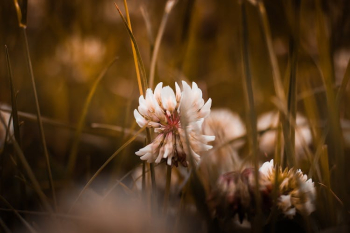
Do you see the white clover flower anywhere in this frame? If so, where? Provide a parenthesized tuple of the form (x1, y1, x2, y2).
(257, 111, 312, 157)
(134, 81, 215, 167)
(258, 160, 316, 218)
(202, 109, 246, 170)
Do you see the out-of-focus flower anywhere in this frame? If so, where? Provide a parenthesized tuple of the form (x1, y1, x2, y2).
(202, 109, 246, 169)
(49, 34, 106, 82)
(257, 111, 312, 157)
(209, 160, 316, 222)
(134, 81, 215, 167)
(0, 107, 13, 147)
(259, 160, 316, 218)
(208, 170, 253, 223)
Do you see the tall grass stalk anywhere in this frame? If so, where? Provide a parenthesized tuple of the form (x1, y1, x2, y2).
(115, 3, 157, 201)
(5, 46, 21, 146)
(314, 0, 345, 205)
(149, 0, 177, 88)
(114, 3, 148, 91)
(239, 1, 261, 230)
(5, 45, 27, 209)
(123, 0, 143, 96)
(0, 114, 52, 213)
(21, 27, 57, 210)
(67, 58, 117, 176)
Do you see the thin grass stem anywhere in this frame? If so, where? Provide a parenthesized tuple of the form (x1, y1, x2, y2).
(0, 196, 37, 233)
(69, 125, 146, 213)
(149, 0, 177, 88)
(240, 2, 261, 229)
(67, 57, 117, 176)
(21, 27, 57, 210)
(123, 0, 143, 96)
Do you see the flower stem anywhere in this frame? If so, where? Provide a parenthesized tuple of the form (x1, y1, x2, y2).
(163, 165, 172, 213)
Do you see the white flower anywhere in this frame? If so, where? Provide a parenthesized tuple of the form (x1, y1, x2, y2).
(134, 81, 215, 166)
(258, 160, 316, 218)
(257, 111, 312, 157)
(202, 109, 246, 170)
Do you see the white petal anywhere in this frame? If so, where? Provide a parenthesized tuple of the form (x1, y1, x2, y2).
(154, 82, 163, 104)
(134, 109, 147, 127)
(161, 86, 177, 112)
(198, 98, 212, 119)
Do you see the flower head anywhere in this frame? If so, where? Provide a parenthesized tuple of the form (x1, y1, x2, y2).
(134, 81, 215, 166)
(201, 108, 246, 172)
(258, 160, 316, 218)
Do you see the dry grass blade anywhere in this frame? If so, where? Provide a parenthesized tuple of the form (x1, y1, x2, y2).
(0, 196, 37, 233)
(0, 115, 52, 213)
(320, 145, 335, 224)
(314, 0, 345, 201)
(21, 27, 57, 209)
(257, 1, 286, 104)
(0, 218, 11, 233)
(5, 46, 21, 145)
(69, 125, 146, 213)
(114, 3, 148, 91)
(123, 0, 143, 96)
(336, 57, 350, 104)
(67, 57, 117, 176)
(149, 0, 177, 89)
(240, 3, 262, 229)
(91, 123, 145, 141)
(285, 0, 300, 167)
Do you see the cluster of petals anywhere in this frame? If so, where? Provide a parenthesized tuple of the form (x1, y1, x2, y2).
(134, 81, 215, 166)
(209, 160, 316, 222)
(208, 169, 255, 223)
(258, 160, 316, 218)
(202, 109, 246, 170)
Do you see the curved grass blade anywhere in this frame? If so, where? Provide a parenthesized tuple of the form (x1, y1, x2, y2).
(69, 125, 146, 213)
(114, 3, 148, 91)
(123, 0, 143, 96)
(67, 57, 117, 176)
(0, 117, 52, 212)
(149, 0, 177, 89)
(0, 196, 37, 233)
(5, 46, 21, 145)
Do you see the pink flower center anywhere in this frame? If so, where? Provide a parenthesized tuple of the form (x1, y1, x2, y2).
(165, 111, 181, 133)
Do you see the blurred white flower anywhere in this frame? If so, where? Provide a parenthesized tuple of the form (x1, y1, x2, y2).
(259, 160, 316, 218)
(134, 81, 215, 166)
(257, 111, 312, 157)
(202, 109, 246, 171)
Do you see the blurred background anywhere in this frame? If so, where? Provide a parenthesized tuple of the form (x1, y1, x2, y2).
(1, 0, 350, 231)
